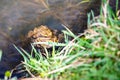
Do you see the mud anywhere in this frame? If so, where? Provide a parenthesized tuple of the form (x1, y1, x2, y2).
(0, 0, 119, 78)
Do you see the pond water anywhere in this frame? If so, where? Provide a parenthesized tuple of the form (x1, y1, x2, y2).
(0, 0, 102, 78)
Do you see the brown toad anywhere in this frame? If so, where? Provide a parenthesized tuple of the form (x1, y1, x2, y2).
(27, 25, 58, 48)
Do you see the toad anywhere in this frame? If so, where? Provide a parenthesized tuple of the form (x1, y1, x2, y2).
(27, 25, 58, 48)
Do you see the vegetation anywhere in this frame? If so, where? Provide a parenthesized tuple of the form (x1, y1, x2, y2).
(3, 0, 120, 80)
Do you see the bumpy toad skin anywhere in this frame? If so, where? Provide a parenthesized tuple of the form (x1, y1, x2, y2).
(27, 25, 58, 48)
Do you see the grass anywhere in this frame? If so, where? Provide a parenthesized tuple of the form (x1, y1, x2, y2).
(13, 0, 120, 80)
